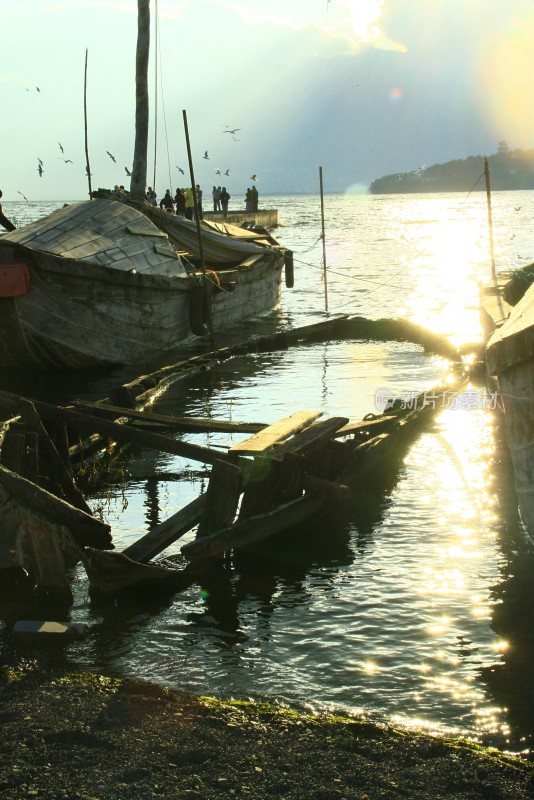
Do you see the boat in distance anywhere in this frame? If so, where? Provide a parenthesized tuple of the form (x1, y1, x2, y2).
(0, 191, 293, 370)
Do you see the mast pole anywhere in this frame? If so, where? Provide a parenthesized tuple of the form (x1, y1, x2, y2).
(83, 49, 93, 199)
(484, 156, 496, 284)
(319, 166, 328, 312)
(130, 0, 150, 197)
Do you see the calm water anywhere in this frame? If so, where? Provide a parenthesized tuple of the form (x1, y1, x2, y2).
(2, 191, 534, 753)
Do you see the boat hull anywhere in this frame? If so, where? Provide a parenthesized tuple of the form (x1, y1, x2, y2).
(0, 250, 283, 370)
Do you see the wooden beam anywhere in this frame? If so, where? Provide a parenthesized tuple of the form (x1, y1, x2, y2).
(265, 416, 349, 461)
(0, 391, 233, 467)
(229, 411, 323, 455)
(0, 464, 112, 549)
(334, 415, 398, 437)
(196, 460, 242, 539)
(74, 400, 266, 434)
(122, 494, 206, 563)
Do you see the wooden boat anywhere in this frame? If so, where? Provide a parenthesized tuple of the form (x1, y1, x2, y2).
(485, 268, 534, 533)
(0, 0, 292, 371)
(0, 194, 291, 370)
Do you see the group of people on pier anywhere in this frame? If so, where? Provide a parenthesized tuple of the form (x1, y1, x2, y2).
(145, 183, 259, 221)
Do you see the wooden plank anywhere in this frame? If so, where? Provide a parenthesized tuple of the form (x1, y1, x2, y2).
(182, 493, 325, 561)
(265, 416, 349, 462)
(74, 399, 266, 434)
(334, 415, 398, 437)
(196, 460, 242, 539)
(229, 411, 323, 454)
(0, 464, 112, 549)
(123, 494, 207, 563)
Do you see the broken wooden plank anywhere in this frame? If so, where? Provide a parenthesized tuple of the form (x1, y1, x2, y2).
(73, 400, 266, 434)
(182, 493, 325, 561)
(334, 415, 398, 438)
(229, 411, 323, 455)
(0, 464, 112, 549)
(122, 494, 207, 563)
(196, 460, 242, 539)
(266, 416, 349, 461)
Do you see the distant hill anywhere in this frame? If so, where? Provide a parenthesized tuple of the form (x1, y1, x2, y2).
(369, 142, 534, 194)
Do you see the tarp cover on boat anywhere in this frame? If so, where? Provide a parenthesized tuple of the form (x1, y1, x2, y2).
(0, 199, 185, 277)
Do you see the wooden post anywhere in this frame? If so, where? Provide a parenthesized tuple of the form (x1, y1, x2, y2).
(130, 0, 150, 197)
(182, 109, 215, 349)
(319, 166, 328, 312)
(84, 50, 93, 199)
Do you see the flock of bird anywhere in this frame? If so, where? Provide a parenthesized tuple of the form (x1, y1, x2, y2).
(31, 125, 258, 187)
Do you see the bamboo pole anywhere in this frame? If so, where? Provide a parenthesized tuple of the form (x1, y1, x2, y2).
(83, 50, 93, 199)
(319, 166, 328, 311)
(182, 108, 215, 349)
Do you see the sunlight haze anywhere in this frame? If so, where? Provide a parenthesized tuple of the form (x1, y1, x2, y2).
(1, 0, 532, 200)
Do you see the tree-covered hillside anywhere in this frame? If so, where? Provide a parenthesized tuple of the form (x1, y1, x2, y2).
(369, 142, 534, 194)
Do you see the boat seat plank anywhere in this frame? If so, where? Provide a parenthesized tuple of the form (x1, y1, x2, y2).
(229, 411, 323, 454)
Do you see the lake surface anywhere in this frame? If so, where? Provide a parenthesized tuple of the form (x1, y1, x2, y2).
(2, 190, 534, 754)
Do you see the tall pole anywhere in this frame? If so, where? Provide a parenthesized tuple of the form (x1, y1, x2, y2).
(83, 50, 93, 199)
(152, 0, 158, 191)
(484, 157, 496, 284)
(183, 109, 214, 349)
(130, 0, 150, 197)
(319, 166, 328, 312)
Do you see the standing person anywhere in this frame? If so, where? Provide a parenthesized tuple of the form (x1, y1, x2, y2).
(146, 186, 157, 205)
(195, 184, 203, 220)
(245, 187, 253, 212)
(174, 188, 186, 216)
(212, 185, 221, 212)
(220, 186, 230, 219)
(159, 189, 174, 211)
(251, 184, 259, 212)
(184, 187, 194, 220)
(0, 190, 16, 231)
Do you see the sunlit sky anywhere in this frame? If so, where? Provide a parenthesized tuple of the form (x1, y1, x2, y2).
(2, 0, 534, 200)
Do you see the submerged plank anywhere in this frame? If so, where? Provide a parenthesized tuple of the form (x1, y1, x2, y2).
(123, 494, 207, 563)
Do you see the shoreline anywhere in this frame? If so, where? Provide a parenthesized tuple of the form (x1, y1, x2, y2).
(1, 667, 533, 799)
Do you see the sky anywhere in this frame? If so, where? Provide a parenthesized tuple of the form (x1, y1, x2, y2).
(2, 0, 534, 201)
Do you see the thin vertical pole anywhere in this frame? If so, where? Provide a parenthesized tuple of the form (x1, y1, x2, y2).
(83, 50, 93, 199)
(152, 0, 158, 191)
(484, 157, 496, 283)
(183, 109, 214, 349)
(319, 166, 328, 312)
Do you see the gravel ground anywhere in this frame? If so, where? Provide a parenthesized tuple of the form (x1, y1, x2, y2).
(1, 668, 533, 800)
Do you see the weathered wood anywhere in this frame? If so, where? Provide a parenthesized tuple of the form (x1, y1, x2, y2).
(80, 547, 179, 593)
(265, 416, 349, 461)
(238, 451, 304, 520)
(334, 415, 398, 437)
(123, 494, 207, 563)
(0, 464, 112, 549)
(182, 494, 325, 561)
(74, 400, 266, 434)
(0, 391, 233, 467)
(196, 460, 242, 538)
(302, 473, 351, 499)
(18, 400, 93, 515)
(229, 411, 323, 455)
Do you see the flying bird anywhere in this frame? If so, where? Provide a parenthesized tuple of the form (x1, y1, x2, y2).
(215, 168, 221, 175)
(249, 174, 257, 181)
(107, 151, 116, 162)
(124, 166, 132, 176)
(37, 158, 43, 166)
(63, 159, 73, 164)
(203, 151, 209, 159)
(224, 169, 231, 176)
(36, 86, 41, 93)
(223, 128, 241, 135)
(17, 191, 31, 205)
(58, 142, 64, 154)
(37, 163, 43, 177)
(176, 166, 184, 174)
